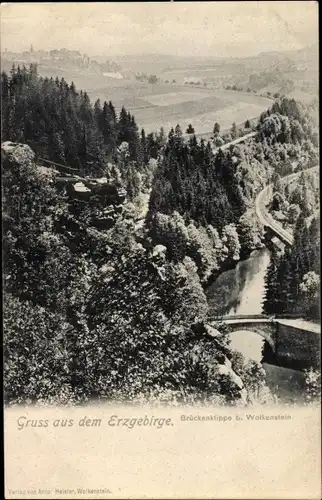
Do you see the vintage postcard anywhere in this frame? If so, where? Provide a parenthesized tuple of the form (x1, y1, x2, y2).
(2, 2, 320, 499)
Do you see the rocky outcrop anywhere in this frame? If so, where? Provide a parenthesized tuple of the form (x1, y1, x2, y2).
(217, 357, 248, 405)
(2, 141, 57, 182)
(2, 142, 127, 232)
(218, 357, 244, 390)
(189, 320, 248, 404)
(151, 244, 167, 260)
(60, 177, 127, 205)
(191, 322, 231, 355)
(91, 184, 127, 204)
(1, 141, 35, 166)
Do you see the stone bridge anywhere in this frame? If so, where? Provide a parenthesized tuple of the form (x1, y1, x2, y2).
(208, 315, 321, 369)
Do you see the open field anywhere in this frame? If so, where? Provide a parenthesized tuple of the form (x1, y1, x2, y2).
(87, 84, 271, 135)
(1, 59, 271, 136)
(161, 64, 244, 84)
(142, 90, 210, 107)
(52, 72, 272, 134)
(4, 45, 317, 136)
(133, 95, 271, 135)
(12, 61, 270, 134)
(86, 83, 215, 111)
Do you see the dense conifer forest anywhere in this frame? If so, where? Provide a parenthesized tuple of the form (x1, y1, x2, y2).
(1, 65, 162, 178)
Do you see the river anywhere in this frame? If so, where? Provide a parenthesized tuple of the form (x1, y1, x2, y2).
(206, 248, 306, 404)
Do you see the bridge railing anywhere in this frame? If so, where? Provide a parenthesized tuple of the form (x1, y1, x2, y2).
(207, 313, 304, 322)
(37, 157, 79, 174)
(208, 314, 273, 322)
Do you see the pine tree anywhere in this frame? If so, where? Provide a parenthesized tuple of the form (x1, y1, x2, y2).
(186, 124, 195, 134)
(263, 251, 280, 315)
(140, 128, 149, 165)
(231, 122, 238, 140)
(213, 122, 220, 135)
(101, 101, 116, 153)
(147, 132, 158, 159)
(93, 98, 102, 126)
(309, 216, 320, 274)
(174, 124, 184, 148)
(1, 71, 10, 140)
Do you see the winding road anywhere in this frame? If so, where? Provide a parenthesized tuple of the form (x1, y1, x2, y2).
(213, 131, 257, 153)
(255, 165, 319, 246)
(35, 135, 318, 249)
(133, 126, 318, 246)
(211, 133, 318, 248)
(211, 133, 318, 247)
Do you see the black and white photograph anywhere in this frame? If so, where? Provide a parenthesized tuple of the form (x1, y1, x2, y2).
(2, 2, 320, 498)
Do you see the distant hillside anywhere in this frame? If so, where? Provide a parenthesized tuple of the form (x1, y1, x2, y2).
(2, 45, 317, 103)
(1, 48, 121, 76)
(103, 53, 223, 75)
(224, 44, 318, 98)
(109, 45, 317, 102)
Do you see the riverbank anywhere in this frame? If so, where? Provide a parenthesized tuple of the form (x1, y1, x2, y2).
(205, 246, 270, 317)
(203, 243, 266, 292)
(205, 244, 315, 404)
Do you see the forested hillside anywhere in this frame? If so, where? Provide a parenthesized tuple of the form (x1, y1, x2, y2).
(147, 95, 318, 272)
(2, 64, 319, 407)
(264, 214, 320, 319)
(259, 99, 320, 319)
(2, 65, 273, 407)
(1, 65, 162, 177)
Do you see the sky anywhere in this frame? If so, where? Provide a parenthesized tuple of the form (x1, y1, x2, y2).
(1, 2, 319, 59)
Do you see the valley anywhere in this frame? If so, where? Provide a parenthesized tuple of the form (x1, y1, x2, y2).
(1, 4, 320, 498)
(2, 43, 317, 137)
